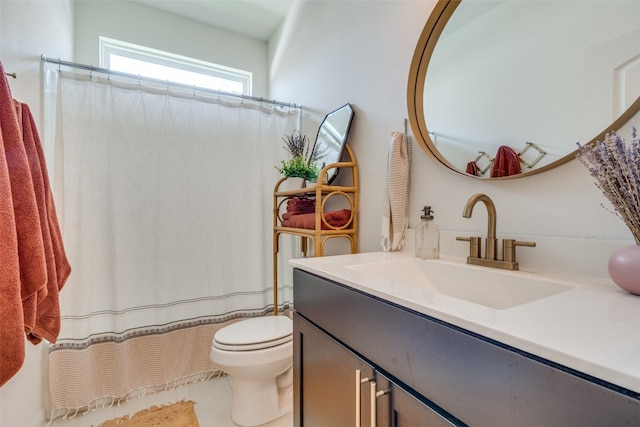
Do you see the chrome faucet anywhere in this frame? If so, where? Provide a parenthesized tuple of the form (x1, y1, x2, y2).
(456, 193, 535, 270)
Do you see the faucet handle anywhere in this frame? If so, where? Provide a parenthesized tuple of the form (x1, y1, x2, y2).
(456, 236, 482, 258)
(502, 239, 536, 263)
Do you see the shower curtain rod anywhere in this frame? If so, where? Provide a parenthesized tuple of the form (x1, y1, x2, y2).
(41, 55, 302, 110)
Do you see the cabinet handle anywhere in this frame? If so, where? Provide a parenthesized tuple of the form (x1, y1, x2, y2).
(370, 382, 390, 427)
(355, 369, 371, 427)
(370, 381, 377, 427)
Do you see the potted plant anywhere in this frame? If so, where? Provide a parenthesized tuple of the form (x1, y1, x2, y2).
(275, 131, 319, 186)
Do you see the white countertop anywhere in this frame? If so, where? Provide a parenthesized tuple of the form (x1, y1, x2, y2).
(290, 251, 640, 395)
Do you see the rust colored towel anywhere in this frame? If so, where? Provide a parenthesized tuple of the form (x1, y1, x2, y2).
(281, 209, 351, 230)
(1, 75, 47, 331)
(290, 207, 314, 214)
(465, 161, 480, 176)
(13, 101, 42, 339)
(491, 146, 521, 178)
(286, 198, 315, 213)
(18, 102, 70, 344)
(0, 62, 29, 386)
(287, 198, 314, 207)
(0, 129, 24, 387)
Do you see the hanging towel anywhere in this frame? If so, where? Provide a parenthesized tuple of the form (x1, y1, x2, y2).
(17, 101, 70, 344)
(0, 128, 24, 387)
(491, 146, 521, 178)
(381, 131, 411, 252)
(465, 161, 480, 176)
(1, 76, 47, 328)
(0, 62, 31, 387)
(0, 61, 71, 386)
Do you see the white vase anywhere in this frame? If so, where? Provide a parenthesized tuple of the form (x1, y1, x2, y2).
(280, 177, 306, 191)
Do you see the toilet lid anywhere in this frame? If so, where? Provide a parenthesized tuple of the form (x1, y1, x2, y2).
(214, 316, 292, 351)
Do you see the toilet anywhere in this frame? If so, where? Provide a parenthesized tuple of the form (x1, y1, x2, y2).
(210, 315, 293, 426)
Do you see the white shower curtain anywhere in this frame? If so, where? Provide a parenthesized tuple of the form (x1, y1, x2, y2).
(44, 70, 299, 420)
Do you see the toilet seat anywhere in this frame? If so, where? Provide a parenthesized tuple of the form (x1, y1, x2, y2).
(214, 316, 292, 351)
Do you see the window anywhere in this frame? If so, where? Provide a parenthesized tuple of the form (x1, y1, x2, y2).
(100, 37, 252, 95)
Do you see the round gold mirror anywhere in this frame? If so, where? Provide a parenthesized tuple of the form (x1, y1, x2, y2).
(407, 0, 640, 179)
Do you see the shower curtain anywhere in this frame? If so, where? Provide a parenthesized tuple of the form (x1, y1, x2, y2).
(44, 70, 299, 420)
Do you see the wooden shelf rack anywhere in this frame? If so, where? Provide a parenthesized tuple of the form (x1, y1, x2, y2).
(272, 145, 358, 314)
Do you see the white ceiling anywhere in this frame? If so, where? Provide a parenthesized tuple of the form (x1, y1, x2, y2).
(133, 0, 294, 42)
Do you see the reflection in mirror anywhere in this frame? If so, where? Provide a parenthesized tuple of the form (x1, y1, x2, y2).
(408, 0, 640, 179)
(310, 103, 355, 184)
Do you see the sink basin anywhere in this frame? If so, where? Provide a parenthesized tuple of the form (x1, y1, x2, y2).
(347, 258, 575, 309)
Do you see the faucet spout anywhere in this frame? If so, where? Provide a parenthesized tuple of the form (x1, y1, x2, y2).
(462, 193, 497, 259)
(457, 193, 536, 270)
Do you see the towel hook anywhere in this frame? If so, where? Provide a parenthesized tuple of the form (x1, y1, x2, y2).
(518, 141, 547, 168)
(473, 151, 494, 175)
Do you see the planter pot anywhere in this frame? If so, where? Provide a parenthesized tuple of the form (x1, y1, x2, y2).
(280, 177, 306, 191)
(608, 245, 640, 295)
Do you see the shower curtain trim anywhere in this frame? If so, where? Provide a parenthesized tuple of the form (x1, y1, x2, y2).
(45, 370, 221, 425)
(49, 303, 291, 351)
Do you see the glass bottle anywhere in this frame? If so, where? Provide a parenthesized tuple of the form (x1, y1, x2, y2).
(415, 206, 440, 260)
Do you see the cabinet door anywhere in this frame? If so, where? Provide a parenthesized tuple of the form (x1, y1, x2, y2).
(373, 373, 462, 427)
(294, 313, 375, 427)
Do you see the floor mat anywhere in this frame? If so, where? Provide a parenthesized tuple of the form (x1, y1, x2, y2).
(96, 400, 200, 427)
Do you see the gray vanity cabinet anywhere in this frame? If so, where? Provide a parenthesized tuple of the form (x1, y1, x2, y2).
(294, 312, 374, 426)
(293, 269, 640, 427)
(294, 312, 455, 427)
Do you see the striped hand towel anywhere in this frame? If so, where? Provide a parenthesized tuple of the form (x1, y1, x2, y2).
(381, 131, 411, 251)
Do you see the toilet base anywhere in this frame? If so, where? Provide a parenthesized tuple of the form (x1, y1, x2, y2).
(230, 369, 293, 426)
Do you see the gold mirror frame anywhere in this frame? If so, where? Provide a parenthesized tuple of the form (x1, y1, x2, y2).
(407, 0, 640, 180)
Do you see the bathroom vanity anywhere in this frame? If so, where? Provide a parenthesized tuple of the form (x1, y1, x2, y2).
(291, 252, 640, 426)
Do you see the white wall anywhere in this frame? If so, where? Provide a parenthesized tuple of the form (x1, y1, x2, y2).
(270, 0, 636, 276)
(0, 2, 73, 425)
(74, 1, 270, 98)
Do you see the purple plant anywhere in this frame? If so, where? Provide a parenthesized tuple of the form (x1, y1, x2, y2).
(282, 130, 310, 159)
(576, 127, 640, 244)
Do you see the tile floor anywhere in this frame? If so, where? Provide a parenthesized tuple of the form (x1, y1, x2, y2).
(49, 375, 293, 427)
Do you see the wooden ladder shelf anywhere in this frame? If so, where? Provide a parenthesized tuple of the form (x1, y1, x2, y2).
(272, 145, 359, 314)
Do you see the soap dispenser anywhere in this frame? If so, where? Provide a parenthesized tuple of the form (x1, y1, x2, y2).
(416, 206, 440, 260)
